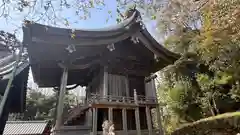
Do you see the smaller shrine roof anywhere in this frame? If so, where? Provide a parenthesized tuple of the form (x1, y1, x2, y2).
(0, 50, 29, 113)
(3, 121, 50, 135)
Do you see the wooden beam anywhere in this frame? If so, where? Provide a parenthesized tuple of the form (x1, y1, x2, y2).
(135, 108, 141, 135)
(108, 68, 148, 77)
(134, 90, 141, 135)
(122, 108, 128, 135)
(87, 109, 93, 127)
(146, 106, 153, 135)
(103, 67, 108, 99)
(0, 92, 11, 134)
(91, 103, 157, 109)
(151, 78, 157, 102)
(145, 74, 157, 82)
(125, 76, 130, 97)
(108, 108, 113, 122)
(58, 59, 99, 70)
(156, 106, 164, 135)
(92, 108, 98, 135)
(55, 67, 68, 130)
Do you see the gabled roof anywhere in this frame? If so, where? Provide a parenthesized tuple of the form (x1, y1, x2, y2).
(3, 121, 50, 135)
(23, 9, 180, 87)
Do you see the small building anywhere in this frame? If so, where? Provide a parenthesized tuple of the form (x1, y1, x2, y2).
(3, 121, 51, 135)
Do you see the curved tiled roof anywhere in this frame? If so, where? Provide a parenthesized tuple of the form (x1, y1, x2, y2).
(23, 9, 180, 87)
(23, 10, 179, 61)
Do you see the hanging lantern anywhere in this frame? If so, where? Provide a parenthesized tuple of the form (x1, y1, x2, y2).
(107, 43, 115, 51)
(66, 44, 76, 53)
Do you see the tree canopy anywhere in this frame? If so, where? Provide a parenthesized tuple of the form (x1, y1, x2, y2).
(8, 88, 79, 121)
(154, 0, 240, 134)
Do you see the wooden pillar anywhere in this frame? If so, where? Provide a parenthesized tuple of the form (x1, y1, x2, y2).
(135, 108, 141, 135)
(87, 109, 92, 127)
(108, 108, 113, 122)
(134, 89, 141, 135)
(122, 108, 128, 135)
(146, 106, 153, 135)
(0, 91, 12, 134)
(144, 78, 149, 98)
(156, 106, 164, 135)
(151, 77, 164, 135)
(92, 108, 98, 135)
(125, 76, 129, 97)
(134, 89, 138, 103)
(151, 78, 157, 99)
(103, 67, 108, 100)
(55, 67, 68, 130)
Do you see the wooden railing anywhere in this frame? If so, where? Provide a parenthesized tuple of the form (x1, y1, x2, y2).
(63, 94, 158, 124)
(96, 129, 160, 135)
(137, 95, 157, 104)
(65, 94, 158, 119)
(87, 94, 157, 105)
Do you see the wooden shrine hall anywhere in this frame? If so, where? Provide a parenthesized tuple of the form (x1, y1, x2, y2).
(22, 9, 179, 135)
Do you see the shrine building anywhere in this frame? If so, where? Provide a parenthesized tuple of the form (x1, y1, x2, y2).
(21, 9, 179, 135)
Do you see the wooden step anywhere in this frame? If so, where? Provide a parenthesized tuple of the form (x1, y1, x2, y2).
(63, 104, 91, 124)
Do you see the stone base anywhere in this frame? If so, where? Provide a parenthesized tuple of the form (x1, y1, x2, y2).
(52, 126, 91, 135)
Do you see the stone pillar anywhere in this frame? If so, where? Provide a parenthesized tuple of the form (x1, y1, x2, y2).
(55, 67, 68, 131)
(92, 108, 98, 135)
(108, 108, 113, 122)
(146, 106, 153, 135)
(103, 67, 108, 99)
(122, 108, 128, 135)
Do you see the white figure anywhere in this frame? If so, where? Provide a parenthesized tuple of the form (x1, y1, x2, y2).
(108, 124, 115, 135)
(102, 120, 109, 135)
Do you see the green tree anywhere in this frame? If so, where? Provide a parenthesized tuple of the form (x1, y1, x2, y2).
(156, 0, 240, 134)
(9, 88, 78, 121)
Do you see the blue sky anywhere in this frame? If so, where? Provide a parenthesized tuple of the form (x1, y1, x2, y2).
(0, 0, 159, 41)
(0, 0, 160, 91)
(0, 0, 119, 40)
